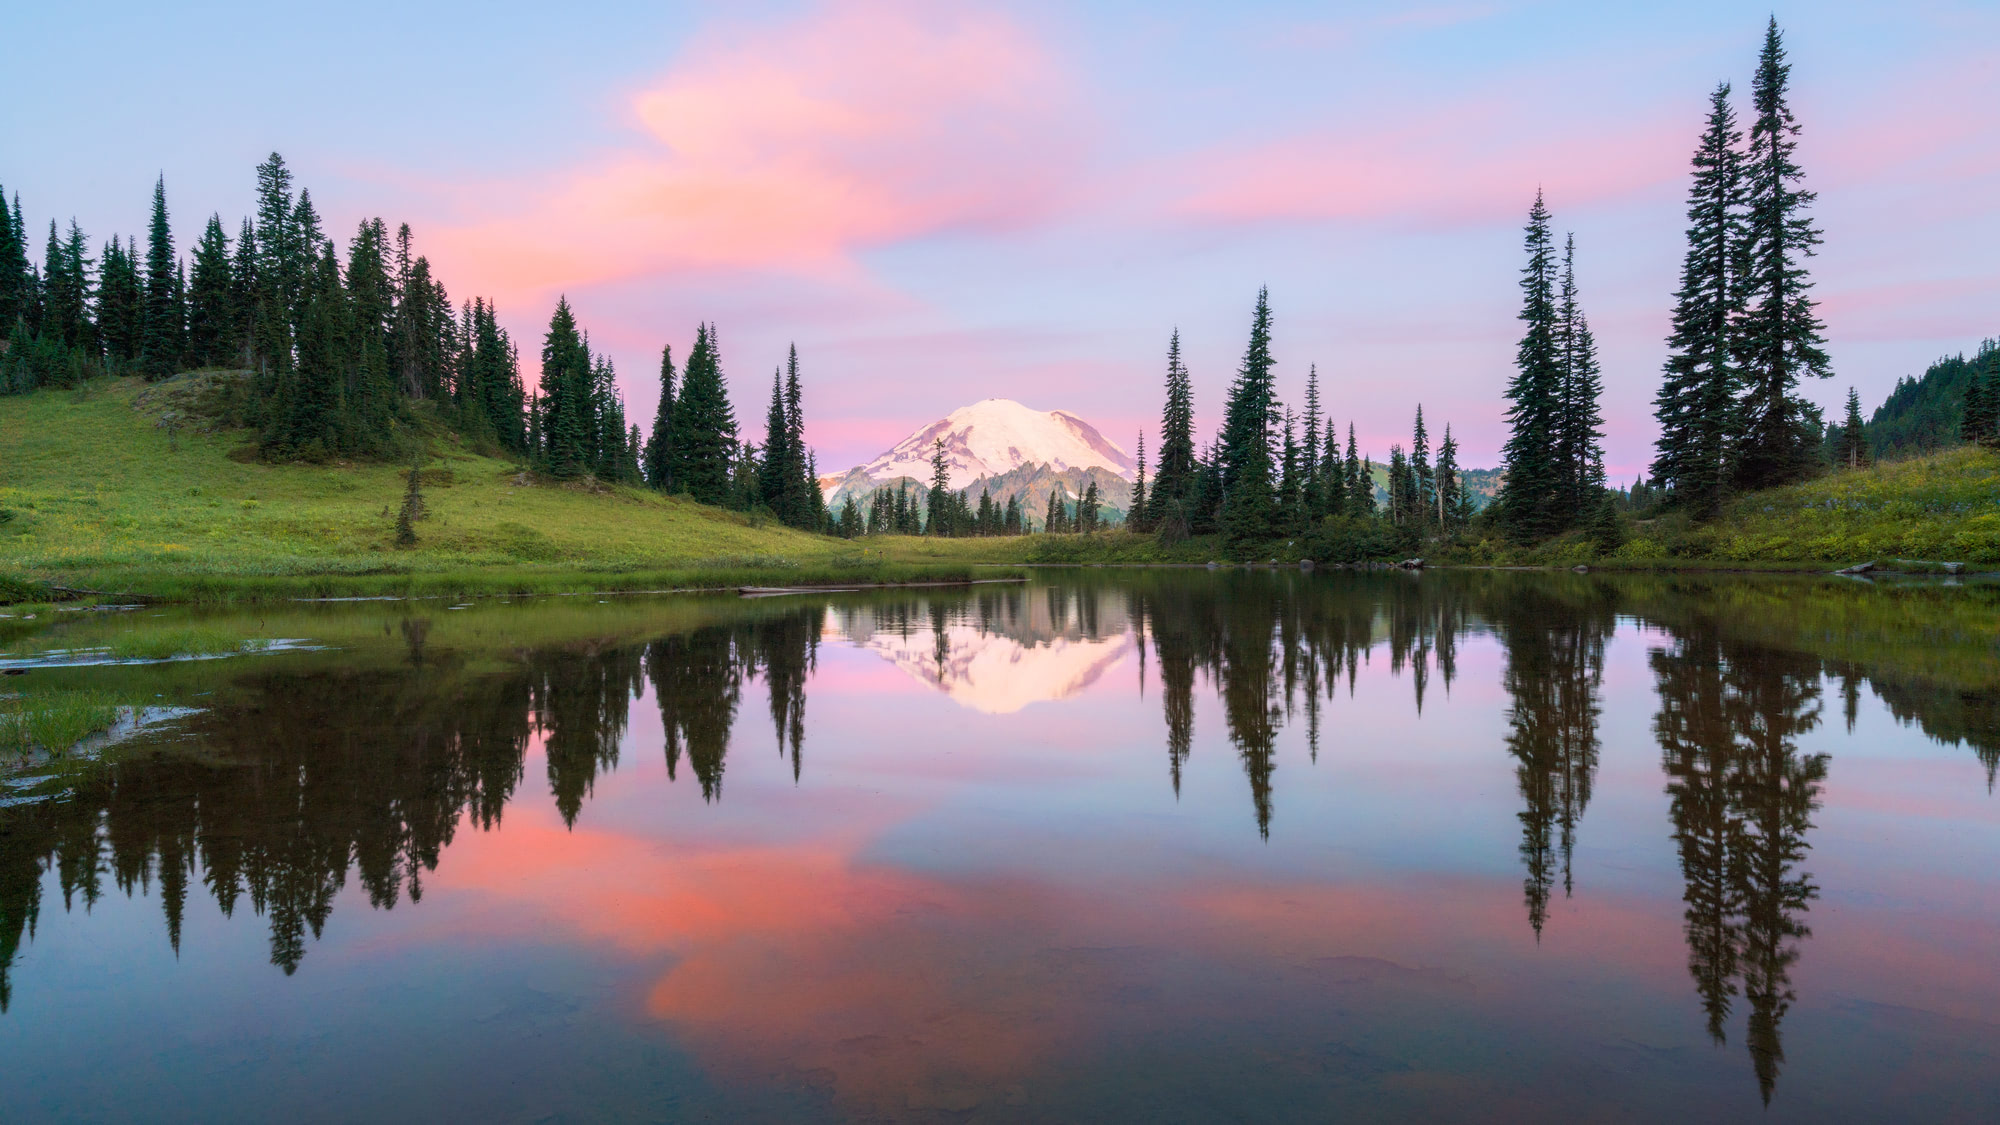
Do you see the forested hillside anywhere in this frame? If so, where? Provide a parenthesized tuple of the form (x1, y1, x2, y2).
(1866, 339, 2000, 459)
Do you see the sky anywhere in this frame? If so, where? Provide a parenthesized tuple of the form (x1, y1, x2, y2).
(4, 0, 1996, 477)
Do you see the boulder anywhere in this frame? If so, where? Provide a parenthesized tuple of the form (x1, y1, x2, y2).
(1834, 561, 1875, 576)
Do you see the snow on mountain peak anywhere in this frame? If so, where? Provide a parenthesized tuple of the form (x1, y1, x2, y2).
(845, 399, 1134, 492)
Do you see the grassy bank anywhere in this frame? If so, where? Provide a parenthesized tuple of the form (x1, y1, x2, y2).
(0, 377, 1014, 601)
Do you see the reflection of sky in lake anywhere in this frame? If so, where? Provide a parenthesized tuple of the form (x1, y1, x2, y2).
(3, 579, 1998, 1123)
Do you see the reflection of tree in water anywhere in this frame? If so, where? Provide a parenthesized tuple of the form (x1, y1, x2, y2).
(1, 605, 828, 1002)
(646, 605, 823, 799)
(1492, 588, 1612, 938)
(1655, 633, 1827, 1105)
(1129, 571, 1468, 837)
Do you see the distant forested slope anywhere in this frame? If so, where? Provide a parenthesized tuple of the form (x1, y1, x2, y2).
(1868, 339, 1998, 460)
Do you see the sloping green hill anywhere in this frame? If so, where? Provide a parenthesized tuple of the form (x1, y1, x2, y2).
(1866, 339, 1999, 460)
(0, 376, 959, 598)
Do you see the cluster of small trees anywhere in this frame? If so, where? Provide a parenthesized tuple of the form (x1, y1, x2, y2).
(1132, 309, 1475, 553)
(1650, 20, 1834, 515)
(846, 440, 1033, 539)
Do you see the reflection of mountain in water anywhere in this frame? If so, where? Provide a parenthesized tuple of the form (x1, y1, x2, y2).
(833, 590, 1135, 714)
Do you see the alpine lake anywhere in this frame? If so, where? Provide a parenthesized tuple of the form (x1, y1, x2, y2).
(2, 569, 1997, 1123)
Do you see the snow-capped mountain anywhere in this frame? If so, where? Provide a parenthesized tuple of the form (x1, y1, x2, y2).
(825, 399, 1132, 493)
(820, 399, 1135, 519)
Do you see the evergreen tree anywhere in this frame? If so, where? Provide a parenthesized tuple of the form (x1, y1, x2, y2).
(1301, 364, 1324, 519)
(782, 344, 816, 528)
(1130, 430, 1148, 533)
(40, 219, 94, 354)
(1279, 406, 1302, 533)
(1833, 386, 1870, 468)
(1735, 19, 1832, 491)
(925, 438, 950, 535)
(759, 366, 791, 514)
(229, 218, 257, 367)
(271, 242, 350, 459)
(1150, 328, 1198, 526)
(1344, 425, 1372, 516)
(1554, 236, 1607, 521)
(1078, 479, 1100, 533)
(186, 215, 234, 367)
(537, 298, 591, 476)
(343, 218, 396, 446)
(1046, 483, 1068, 533)
(1436, 424, 1462, 530)
(644, 344, 675, 489)
(1410, 405, 1433, 530)
(1497, 190, 1564, 539)
(0, 183, 30, 330)
(838, 494, 862, 538)
(1654, 82, 1747, 516)
(668, 323, 736, 504)
(97, 236, 142, 368)
(1219, 287, 1279, 546)
(252, 153, 299, 381)
(1004, 493, 1022, 535)
(140, 174, 181, 379)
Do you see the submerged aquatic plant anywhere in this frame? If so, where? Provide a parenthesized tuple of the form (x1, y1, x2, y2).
(105, 627, 271, 661)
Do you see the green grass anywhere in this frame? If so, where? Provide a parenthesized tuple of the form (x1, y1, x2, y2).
(104, 626, 270, 661)
(0, 689, 123, 758)
(1616, 446, 2000, 566)
(0, 376, 1018, 601)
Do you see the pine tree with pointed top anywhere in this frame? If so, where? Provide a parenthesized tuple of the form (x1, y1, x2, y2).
(1279, 406, 1302, 533)
(1344, 424, 1370, 517)
(925, 438, 951, 535)
(139, 175, 181, 379)
(1301, 364, 1324, 520)
(0, 183, 29, 330)
(1410, 405, 1433, 531)
(1497, 190, 1563, 539)
(782, 343, 818, 529)
(1149, 328, 1197, 527)
(1833, 386, 1869, 468)
(1655, 82, 1747, 516)
(1435, 424, 1462, 530)
(185, 215, 233, 367)
(760, 365, 792, 515)
(1554, 236, 1607, 522)
(1735, 19, 1832, 491)
(1130, 430, 1148, 533)
(1219, 287, 1279, 547)
(668, 323, 736, 504)
(644, 344, 676, 489)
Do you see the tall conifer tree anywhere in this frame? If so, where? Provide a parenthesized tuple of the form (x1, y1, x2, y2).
(1150, 328, 1197, 526)
(668, 322, 736, 504)
(644, 344, 676, 489)
(140, 174, 181, 379)
(1554, 236, 1606, 521)
(1654, 83, 1747, 516)
(1219, 288, 1278, 546)
(1497, 191, 1563, 539)
(1735, 19, 1832, 490)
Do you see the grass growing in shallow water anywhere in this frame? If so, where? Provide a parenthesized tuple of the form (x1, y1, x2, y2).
(0, 690, 123, 757)
(105, 627, 270, 660)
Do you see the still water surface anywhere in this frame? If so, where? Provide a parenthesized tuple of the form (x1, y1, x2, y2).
(2, 571, 1997, 1122)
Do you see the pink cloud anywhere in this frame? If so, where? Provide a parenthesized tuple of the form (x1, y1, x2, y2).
(424, 1, 1082, 307)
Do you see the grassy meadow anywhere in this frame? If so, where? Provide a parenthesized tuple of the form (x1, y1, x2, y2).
(0, 376, 1011, 600)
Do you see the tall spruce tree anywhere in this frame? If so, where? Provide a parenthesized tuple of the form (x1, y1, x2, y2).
(1219, 288, 1278, 546)
(1554, 236, 1607, 521)
(1301, 364, 1324, 519)
(925, 438, 950, 535)
(0, 183, 29, 330)
(1497, 190, 1563, 540)
(1735, 19, 1832, 491)
(1436, 424, 1462, 529)
(140, 175, 181, 380)
(668, 322, 736, 504)
(1654, 82, 1747, 516)
(1130, 430, 1148, 532)
(538, 298, 591, 476)
(186, 215, 234, 367)
(1832, 387, 1869, 468)
(759, 366, 792, 514)
(644, 344, 676, 489)
(782, 344, 817, 528)
(1149, 328, 1198, 528)
(1410, 405, 1433, 530)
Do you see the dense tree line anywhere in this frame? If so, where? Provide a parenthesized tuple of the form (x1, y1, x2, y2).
(1651, 21, 1834, 514)
(1, 154, 837, 532)
(1132, 295, 1475, 558)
